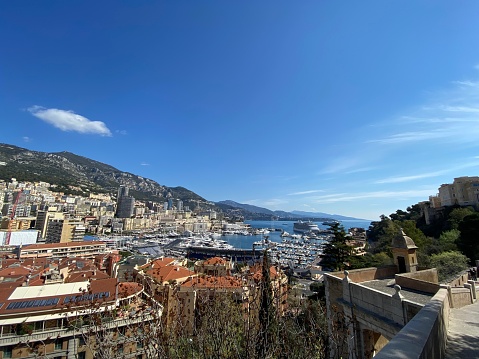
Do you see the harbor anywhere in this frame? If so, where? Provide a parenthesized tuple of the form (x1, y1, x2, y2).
(88, 219, 371, 270)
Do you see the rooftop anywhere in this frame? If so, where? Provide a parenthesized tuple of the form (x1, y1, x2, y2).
(360, 278, 434, 305)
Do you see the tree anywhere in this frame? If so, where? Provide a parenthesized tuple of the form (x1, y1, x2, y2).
(429, 251, 469, 282)
(256, 251, 278, 358)
(457, 213, 479, 262)
(367, 216, 399, 254)
(438, 229, 460, 252)
(321, 223, 354, 271)
(447, 207, 475, 230)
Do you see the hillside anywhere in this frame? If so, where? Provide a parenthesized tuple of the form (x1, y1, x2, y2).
(0, 143, 210, 210)
(216, 200, 364, 221)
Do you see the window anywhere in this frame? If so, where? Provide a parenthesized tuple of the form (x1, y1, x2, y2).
(3, 346, 12, 358)
(77, 352, 86, 359)
(55, 339, 62, 350)
(79, 336, 86, 346)
(33, 321, 44, 332)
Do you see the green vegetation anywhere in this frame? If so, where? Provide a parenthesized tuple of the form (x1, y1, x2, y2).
(321, 223, 354, 271)
(365, 203, 479, 282)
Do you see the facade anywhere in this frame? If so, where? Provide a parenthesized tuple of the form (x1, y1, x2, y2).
(35, 209, 64, 239)
(135, 256, 288, 334)
(45, 219, 85, 244)
(0, 230, 38, 246)
(19, 241, 107, 259)
(116, 196, 135, 219)
(115, 186, 135, 219)
(0, 278, 161, 359)
(438, 176, 479, 208)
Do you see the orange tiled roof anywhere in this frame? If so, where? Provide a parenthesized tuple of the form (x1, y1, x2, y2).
(250, 265, 279, 281)
(181, 275, 243, 289)
(65, 270, 110, 283)
(117, 282, 143, 298)
(145, 265, 195, 283)
(139, 257, 176, 270)
(203, 257, 228, 265)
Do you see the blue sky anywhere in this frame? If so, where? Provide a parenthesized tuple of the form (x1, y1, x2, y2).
(2, 1, 479, 220)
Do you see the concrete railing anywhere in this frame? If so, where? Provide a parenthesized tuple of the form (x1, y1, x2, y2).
(374, 287, 450, 359)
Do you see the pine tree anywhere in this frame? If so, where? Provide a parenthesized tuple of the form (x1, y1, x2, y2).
(321, 223, 353, 271)
(256, 250, 277, 358)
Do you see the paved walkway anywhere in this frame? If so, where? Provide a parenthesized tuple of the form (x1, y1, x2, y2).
(445, 299, 479, 358)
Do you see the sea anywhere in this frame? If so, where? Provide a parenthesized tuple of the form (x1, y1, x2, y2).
(222, 219, 372, 250)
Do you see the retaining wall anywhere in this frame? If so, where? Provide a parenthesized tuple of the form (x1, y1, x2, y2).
(374, 287, 450, 359)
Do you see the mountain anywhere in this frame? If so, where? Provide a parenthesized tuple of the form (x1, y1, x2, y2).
(0, 143, 211, 210)
(216, 200, 366, 221)
(290, 210, 369, 221)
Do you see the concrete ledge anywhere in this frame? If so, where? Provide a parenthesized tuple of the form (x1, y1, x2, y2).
(374, 288, 449, 359)
(451, 287, 473, 308)
(395, 269, 439, 294)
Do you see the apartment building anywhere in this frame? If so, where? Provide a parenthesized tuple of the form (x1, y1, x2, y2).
(45, 219, 85, 244)
(35, 209, 64, 239)
(0, 278, 161, 359)
(438, 176, 479, 208)
(18, 241, 107, 260)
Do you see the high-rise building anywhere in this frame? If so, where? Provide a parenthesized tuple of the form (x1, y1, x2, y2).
(35, 208, 64, 238)
(177, 200, 183, 211)
(117, 185, 129, 198)
(45, 219, 86, 243)
(115, 186, 135, 218)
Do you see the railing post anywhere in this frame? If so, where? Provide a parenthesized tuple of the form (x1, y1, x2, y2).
(467, 280, 476, 300)
(392, 285, 405, 325)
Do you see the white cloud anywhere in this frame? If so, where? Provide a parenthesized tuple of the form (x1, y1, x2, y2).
(367, 130, 450, 144)
(375, 172, 445, 184)
(28, 106, 112, 136)
(22, 136, 31, 142)
(369, 77, 479, 145)
(140, 162, 150, 166)
(311, 189, 436, 204)
(116, 130, 128, 135)
(375, 161, 479, 184)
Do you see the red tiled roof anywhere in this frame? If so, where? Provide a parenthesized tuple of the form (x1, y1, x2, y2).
(65, 270, 110, 283)
(22, 241, 106, 250)
(145, 265, 195, 283)
(203, 257, 228, 265)
(181, 275, 243, 289)
(139, 257, 176, 270)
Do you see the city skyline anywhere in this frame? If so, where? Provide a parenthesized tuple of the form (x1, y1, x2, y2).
(2, 2, 479, 220)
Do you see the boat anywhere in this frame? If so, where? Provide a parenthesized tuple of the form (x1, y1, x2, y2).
(293, 220, 320, 233)
(322, 219, 340, 226)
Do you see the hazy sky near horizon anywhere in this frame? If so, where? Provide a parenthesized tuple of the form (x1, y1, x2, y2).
(2, 1, 479, 220)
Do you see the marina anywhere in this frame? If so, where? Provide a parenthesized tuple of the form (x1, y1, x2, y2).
(88, 220, 371, 269)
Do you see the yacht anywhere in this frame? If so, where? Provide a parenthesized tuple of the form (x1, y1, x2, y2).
(293, 220, 320, 233)
(322, 219, 340, 226)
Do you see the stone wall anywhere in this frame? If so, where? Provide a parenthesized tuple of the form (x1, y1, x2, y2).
(448, 272, 469, 287)
(450, 287, 473, 308)
(331, 265, 397, 282)
(395, 269, 440, 294)
(325, 270, 425, 358)
(374, 287, 450, 359)
(324, 273, 348, 358)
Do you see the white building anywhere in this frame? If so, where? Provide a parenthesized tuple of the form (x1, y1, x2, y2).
(0, 230, 39, 246)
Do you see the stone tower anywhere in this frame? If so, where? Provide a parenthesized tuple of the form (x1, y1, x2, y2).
(391, 228, 418, 273)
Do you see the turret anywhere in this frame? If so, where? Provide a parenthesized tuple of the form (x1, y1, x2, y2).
(391, 228, 418, 273)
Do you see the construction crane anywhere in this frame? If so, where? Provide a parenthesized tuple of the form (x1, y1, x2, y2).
(5, 189, 23, 245)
